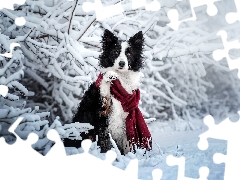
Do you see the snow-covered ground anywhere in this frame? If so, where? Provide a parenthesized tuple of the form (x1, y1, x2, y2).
(65, 115, 233, 180)
(139, 128, 226, 180)
(136, 116, 227, 179)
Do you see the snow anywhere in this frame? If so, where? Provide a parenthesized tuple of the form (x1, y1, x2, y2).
(63, 117, 228, 180)
(138, 114, 236, 179)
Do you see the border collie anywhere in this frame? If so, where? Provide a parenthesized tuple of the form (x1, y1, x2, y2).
(63, 29, 151, 155)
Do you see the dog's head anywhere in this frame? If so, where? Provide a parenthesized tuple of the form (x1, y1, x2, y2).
(99, 29, 144, 72)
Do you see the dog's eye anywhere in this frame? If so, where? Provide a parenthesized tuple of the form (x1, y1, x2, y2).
(115, 51, 119, 54)
(127, 52, 131, 56)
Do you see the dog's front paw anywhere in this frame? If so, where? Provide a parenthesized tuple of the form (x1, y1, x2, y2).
(103, 71, 118, 82)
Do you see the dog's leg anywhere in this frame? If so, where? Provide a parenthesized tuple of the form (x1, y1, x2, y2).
(100, 71, 118, 98)
(123, 134, 131, 155)
(97, 126, 113, 153)
(95, 71, 118, 152)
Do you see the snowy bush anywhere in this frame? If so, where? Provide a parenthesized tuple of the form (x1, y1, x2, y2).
(0, 31, 49, 144)
(0, 0, 239, 130)
(0, 31, 92, 154)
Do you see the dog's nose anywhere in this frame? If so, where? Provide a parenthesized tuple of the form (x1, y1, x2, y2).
(119, 61, 125, 67)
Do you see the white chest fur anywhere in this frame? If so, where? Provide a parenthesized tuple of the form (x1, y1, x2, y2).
(99, 69, 142, 154)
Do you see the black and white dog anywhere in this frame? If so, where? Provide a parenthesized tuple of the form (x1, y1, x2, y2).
(64, 29, 147, 155)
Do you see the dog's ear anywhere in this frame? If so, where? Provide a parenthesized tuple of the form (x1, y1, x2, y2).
(101, 29, 118, 49)
(128, 31, 144, 49)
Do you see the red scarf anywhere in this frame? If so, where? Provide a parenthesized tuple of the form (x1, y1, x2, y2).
(95, 73, 152, 151)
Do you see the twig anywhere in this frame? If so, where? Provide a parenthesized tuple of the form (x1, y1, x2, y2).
(152, 139, 163, 156)
(24, 27, 36, 41)
(68, 0, 79, 35)
(77, 15, 96, 41)
(143, 20, 157, 35)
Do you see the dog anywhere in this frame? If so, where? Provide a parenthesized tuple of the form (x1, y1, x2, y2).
(63, 29, 152, 155)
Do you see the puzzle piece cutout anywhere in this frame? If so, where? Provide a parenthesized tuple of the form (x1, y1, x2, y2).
(198, 112, 240, 180)
(0, 84, 9, 97)
(0, 84, 54, 154)
(82, 0, 163, 22)
(0, 0, 26, 56)
(0, 0, 26, 26)
(167, 0, 240, 38)
(0, 0, 25, 10)
(0, 0, 45, 152)
(0, 84, 9, 135)
(14, 17, 26, 26)
(152, 168, 163, 180)
(0, 116, 142, 180)
(167, 0, 220, 30)
(0, 43, 20, 146)
(226, 0, 240, 25)
(132, 0, 161, 11)
(166, 155, 209, 180)
(0, 43, 21, 58)
(82, 0, 124, 21)
(212, 30, 240, 78)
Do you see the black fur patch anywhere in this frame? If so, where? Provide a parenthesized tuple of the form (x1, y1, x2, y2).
(99, 29, 122, 68)
(63, 83, 112, 152)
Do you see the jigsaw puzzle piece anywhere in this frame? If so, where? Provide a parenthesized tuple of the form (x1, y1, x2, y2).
(198, 112, 240, 180)
(166, 155, 209, 180)
(213, 152, 240, 180)
(189, 0, 219, 16)
(167, 0, 220, 30)
(198, 113, 240, 150)
(226, 0, 240, 25)
(212, 30, 240, 78)
(193, 0, 239, 40)
(168, 0, 240, 36)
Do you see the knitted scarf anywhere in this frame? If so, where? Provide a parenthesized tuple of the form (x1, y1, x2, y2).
(95, 73, 152, 151)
